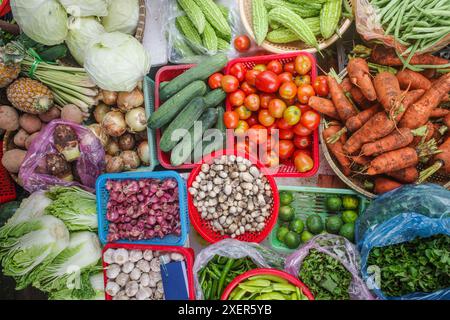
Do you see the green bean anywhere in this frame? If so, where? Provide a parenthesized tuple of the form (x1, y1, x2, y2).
(230, 288, 247, 300)
(254, 292, 286, 300)
(217, 258, 234, 296)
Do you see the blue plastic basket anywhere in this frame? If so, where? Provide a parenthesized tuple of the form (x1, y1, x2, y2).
(142, 76, 159, 171)
(96, 170, 189, 246)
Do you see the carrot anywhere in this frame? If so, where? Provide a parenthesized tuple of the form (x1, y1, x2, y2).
(393, 89, 425, 123)
(367, 147, 418, 175)
(371, 46, 449, 67)
(396, 69, 431, 91)
(420, 69, 437, 79)
(400, 73, 450, 129)
(386, 166, 419, 183)
(345, 104, 380, 132)
(347, 58, 377, 101)
(323, 124, 351, 176)
(419, 137, 450, 182)
(430, 108, 449, 118)
(340, 78, 352, 92)
(374, 177, 403, 194)
(350, 154, 371, 166)
(308, 96, 339, 119)
(361, 127, 417, 156)
(328, 75, 357, 122)
(350, 87, 372, 109)
(409, 122, 434, 148)
(373, 71, 401, 111)
(343, 111, 396, 155)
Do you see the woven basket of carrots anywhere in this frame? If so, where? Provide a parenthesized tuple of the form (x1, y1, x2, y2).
(315, 45, 450, 198)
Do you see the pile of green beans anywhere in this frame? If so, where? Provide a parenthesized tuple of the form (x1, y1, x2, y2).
(228, 275, 309, 300)
(199, 255, 257, 300)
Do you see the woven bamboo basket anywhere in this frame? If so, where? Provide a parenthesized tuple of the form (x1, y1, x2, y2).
(238, 0, 353, 54)
(135, 0, 147, 43)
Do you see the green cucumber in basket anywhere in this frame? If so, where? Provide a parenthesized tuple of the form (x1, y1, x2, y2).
(149, 80, 207, 129)
(160, 97, 207, 152)
(159, 53, 227, 101)
(171, 108, 218, 166)
(204, 89, 226, 108)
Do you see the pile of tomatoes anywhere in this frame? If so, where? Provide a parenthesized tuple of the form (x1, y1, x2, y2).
(208, 55, 328, 173)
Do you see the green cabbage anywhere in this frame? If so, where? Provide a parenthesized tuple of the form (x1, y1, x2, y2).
(10, 0, 68, 45)
(59, 0, 108, 17)
(102, 0, 140, 34)
(84, 32, 151, 91)
(49, 272, 105, 300)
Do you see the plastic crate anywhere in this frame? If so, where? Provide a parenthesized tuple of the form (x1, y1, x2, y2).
(187, 149, 279, 244)
(96, 170, 189, 246)
(0, 141, 16, 203)
(0, 0, 10, 17)
(101, 243, 196, 300)
(142, 76, 160, 171)
(225, 52, 320, 177)
(220, 268, 314, 300)
(269, 186, 369, 254)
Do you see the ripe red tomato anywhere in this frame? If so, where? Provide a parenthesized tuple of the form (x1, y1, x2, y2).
(221, 75, 239, 93)
(283, 105, 301, 126)
(230, 63, 247, 82)
(258, 109, 275, 127)
(260, 93, 275, 109)
(245, 69, 261, 86)
(267, 60, 283, 75)
(295, 55, 312, 75)
(255, 71, 281, 93)
(248, 124, 268, 145)
(301, 110, 320, 131)
(208, 73, 223, 89)
(277, 118, 293, 130)
(293, 123, 312, 136)
(279, 82, 298, 100)
(297, 84, 315, 104)
(294, 149, 312, 159)
(246, 113, 258, 127)
(296, 103, 312, 114)
(261, 150, 279, 168)
(241, 81, 256, 95)
(279, 129, 294, 140)
(235, 105, 252, 120)
(284, 62, 295, 74)
(312, 75, 329, 97)
(278, 140, 295, 160)
(224, 111, 239, 129)
(278, 72, 293, 83)
(244, 94, 260, 112)
(235, 120, 249, 136)
(268, 99, 287, 118)
(253, 64, 267, 72)
(294, 75, 311, 87)
(229, 89, 246, 107)
(294, 152, 314, 172)
(294, 135, 311, 149)
(234, 35, 251, 52)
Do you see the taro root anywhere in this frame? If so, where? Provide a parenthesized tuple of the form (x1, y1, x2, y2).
(46, 153, 73, 181)
(53, 124, 80, 162)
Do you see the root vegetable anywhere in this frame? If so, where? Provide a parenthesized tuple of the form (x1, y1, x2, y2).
(345, 104, 380, 132)
(129, 250, 143, 262)
(430, 108, 449, 118)
(25, 131, 41, 149)
(409, 122, 435, 148)
(105, 281, 120, 297)
(106, 139, 121, 156)
(122, 262, 135, 274)
(103, 111, 127, 137)
(137, 141, 150, 165)
(125, 107, 146, 133)
(373, 72, 401, 111)
(106, 156, 124, 173)
(350, 86, 372, 109)
(125, 281, 139, 297)
(340, 78, 352, 92)
(328, 76, 357, 121)
(1, 149, 26, 173)
(419, 137, 450, 182)
(101, 90, 118, 105)
(103, 248, 115, 264)
(386, 166, 418, 184)
(374, 177, 402, 194)
(88, 124, 110, 147)
(106, 264, 121, 279)
(0, 105, 19, 131)
(116, 273, 130, 287)
(121, 150, 140, 170)
(136, 260, 150, 273)
(46, 153, 73, 181)
(117, 88, 144, 112)
(94, 103, 110, 123)
(13, 129, 29, 148)
(19, 114, 42, 133)
(361, 127, 421, 156)
(53, 124, 80, 162)
(350, 154, 371, 166)
(347, 58, 377, 101)
(396, 69, 431, 91)
(323, 124, 351, 176)
(393, 89, 425, 123)
(61, 104, 83, 124)
(308, 96, 339, 119)
(113, 248, 129, 265)
(367, 147, 418, 176)
(38, 106, 60, 123)
(370, 46, 449, 66)
(118, 133, 135, 151)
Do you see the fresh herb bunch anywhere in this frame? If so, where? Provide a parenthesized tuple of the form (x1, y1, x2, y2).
(299, 249, 352, 300)
(367, 234, 450, 297)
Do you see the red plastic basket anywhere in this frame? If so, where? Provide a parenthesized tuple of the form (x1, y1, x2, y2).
(187, 149, 279, 244)
(102, 243, 196, 300)
(0, 141, 16, 204)
(225, 52, 320, 178)
(220, 268, 314, 300)
(0, 0, 11, 17)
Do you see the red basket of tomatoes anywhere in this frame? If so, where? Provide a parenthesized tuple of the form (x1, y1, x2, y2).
(218, 52, 322, 177)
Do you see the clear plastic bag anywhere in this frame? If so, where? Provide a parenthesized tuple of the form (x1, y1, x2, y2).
(193, 239, 285, 299)
(285, 234, 375, 300)
(19, 119, 105, 193)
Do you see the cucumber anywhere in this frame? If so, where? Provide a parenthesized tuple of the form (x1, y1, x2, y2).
(170, 108, 218, 166)
(204, 89, 226, 108)
(215, 106, 226, 133)
(148, 80, 207, 129)
(160, 54, 228, 100)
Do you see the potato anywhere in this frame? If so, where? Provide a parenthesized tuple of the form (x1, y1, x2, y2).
(13, 129, 30, 148)
(61, 104, 83, 124)
(1, 149, 27, 173)
(25, 131, 41, 150)
(19, 114, 42, 133)
(39, 107, 61, 123)
(0, 105, 19, 131)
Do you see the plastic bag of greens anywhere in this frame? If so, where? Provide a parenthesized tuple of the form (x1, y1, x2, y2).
(285, 234, 374, 300)
(193, 239, 285, 300)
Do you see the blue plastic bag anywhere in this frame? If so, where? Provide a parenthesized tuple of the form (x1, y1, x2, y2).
(357, 184, 450, 300)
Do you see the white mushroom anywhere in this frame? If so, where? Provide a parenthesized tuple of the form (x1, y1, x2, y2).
(135, 287, 152, 300)
(106, 264, 121, 279)
(122, 261, 135, 274)
(115, 273, 130, 287)
(105, 281, 120, 297)
(103, 248, 115, 264)
(143, 250, 153, 261)
(125, 281, 139, 297)
(136, 259, 151, 273)
(170, 253, 184, 261)
(129, 250, 143, 262)
(130, 268, 142, 281)
(113, 248, 129, 265)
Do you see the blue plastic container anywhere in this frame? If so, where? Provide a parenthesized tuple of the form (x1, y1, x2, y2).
(96, 170, 189, 246)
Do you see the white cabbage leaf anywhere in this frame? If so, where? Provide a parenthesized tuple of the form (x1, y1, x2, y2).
(59, 0, 108, 17)
(102, 0, 140, 35)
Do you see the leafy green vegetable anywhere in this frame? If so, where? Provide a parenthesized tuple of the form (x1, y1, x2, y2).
(367, 234, 450, 297)
(48, 272, 104, 300)
(299, 249, 352, 300)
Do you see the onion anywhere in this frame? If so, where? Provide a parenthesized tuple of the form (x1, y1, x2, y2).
(88, 124, 110, 147)
(101, 90, 118, 105)
(94, 103, 111, 123)
(102, 111, 127, 137)
(137, 141, 150, 165)
(125, 107, 146, 133)
(121, 150, 140, 170)
(106, 138, 121, 156)
(117, 88, 144, 112)
(106, 156, 124, 173)
(118, 133, 135, 151)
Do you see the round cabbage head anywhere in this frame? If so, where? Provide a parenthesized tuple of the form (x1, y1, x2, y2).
(102, 0, 140, 35)
(59, 0, 108, 17)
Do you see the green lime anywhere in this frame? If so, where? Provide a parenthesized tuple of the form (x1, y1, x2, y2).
(326, 196, 342, 211)
(300, 230, 314, 243)
(276, 226, 290, 242)
(339, 223, 355, 242)
(279, 205, 295, 222)
(289, 218, 304, 234)
(342, 210, 358, 224)
(306, 214, 324, 235)
(326, 215, 343, 234)
(284, 231, 301, 249)
(342, 195, 359, 210)
(279, 191, 294, 206)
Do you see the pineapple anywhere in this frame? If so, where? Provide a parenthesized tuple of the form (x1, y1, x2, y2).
(7, 78, 54, 114)
(0, 47, 21, 88)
